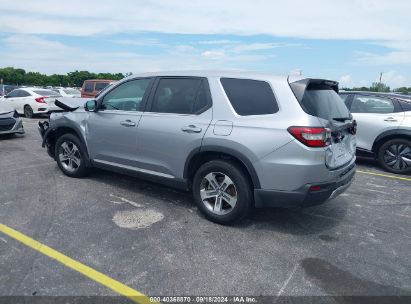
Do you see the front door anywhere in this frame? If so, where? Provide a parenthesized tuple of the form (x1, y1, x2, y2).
(350, 94, 404, 151)
(86, 78, 153, 167)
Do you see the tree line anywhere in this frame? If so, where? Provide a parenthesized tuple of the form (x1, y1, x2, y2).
(1, 67, 410, 93)
(0, 67, 125, 88)
(341, 82, 411, 94)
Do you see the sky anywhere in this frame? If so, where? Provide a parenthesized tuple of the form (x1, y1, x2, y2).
(0, 0, 410, 88)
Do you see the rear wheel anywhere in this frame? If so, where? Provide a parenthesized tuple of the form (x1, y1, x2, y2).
(377, 138, 411, 174)
(24, 105, 34, 118)
(55, 134, 89, 177)
(192, 160, 252, 224)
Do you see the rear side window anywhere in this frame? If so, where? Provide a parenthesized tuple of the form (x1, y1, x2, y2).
(150, 78, 209, 114)
(292, 82, 350, 120)
(221, 78, 279, 115)
(84, 83, 94, 92)
(399, 100, 411, 112)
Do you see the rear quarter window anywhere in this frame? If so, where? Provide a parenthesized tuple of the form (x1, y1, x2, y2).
(220, 78, 279, 116)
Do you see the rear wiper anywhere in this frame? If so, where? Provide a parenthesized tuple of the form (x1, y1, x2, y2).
(332, 117, 351, 122)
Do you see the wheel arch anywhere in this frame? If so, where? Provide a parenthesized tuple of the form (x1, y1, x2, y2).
(43, 124, 90, 165)
(184, 146, 261, 189)
(372, 129, 411, 153)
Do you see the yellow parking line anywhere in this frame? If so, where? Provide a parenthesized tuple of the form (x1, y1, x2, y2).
(0, 223, 155, 304)
(357, 170, 411, 182)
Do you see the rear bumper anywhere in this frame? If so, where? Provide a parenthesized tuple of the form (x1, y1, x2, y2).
(254, 162, 355, 208)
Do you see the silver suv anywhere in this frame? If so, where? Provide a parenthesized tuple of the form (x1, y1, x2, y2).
(340, 92, 411, 174)
(39, 71, 356, 224)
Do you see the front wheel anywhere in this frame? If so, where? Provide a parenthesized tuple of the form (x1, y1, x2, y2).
(377, 138, 411, 174)
(192, 160, 252, 224)
(55, 134, 90, 177)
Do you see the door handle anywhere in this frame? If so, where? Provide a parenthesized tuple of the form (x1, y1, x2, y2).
(120, 120, 136, 127)
(181, 125, 202, 133)
(384, 117, 398, 122)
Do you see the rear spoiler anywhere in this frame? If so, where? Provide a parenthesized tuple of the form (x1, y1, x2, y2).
(288, 78, 339, 103)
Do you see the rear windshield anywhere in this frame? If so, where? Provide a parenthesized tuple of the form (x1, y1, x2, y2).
(63, 89, 80, 95)
(221, 78, 279, 116)
(33, 90, 61, 96)
(292, 83, 350, 121)
(95, 83, 109, 91)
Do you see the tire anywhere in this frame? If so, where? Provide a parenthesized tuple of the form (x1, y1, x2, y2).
(377, 138, 411, 174)
(192, 160, 252, 224)
(55, 133, 90, 177)
(24, 105, 34, 118)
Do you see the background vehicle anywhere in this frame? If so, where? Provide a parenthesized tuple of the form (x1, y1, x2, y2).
(340, 91, 411, 174)
(0, 102, 24, 136)
(81, 80, 114, 98)
(39, 71, 356, 224)
(52, 87, 81, 98)
(1, 88, 62, 118)
(0, 84, 19, 96)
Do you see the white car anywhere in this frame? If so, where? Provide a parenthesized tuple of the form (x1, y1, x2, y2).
(1, 88, 62, 118)
(339, 91, 411, 174)
(53, 87, 81, 98)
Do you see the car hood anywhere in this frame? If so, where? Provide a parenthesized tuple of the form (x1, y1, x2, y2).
(54, 97, 92, 111)
(0, 102, 14, 115)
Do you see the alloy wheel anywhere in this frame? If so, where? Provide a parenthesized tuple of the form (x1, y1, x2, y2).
(383, 144, 411, 171)
(58, 141, 81, 173)
(199, 172, 238, 215)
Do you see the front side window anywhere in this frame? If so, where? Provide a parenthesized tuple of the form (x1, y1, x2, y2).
(101, 78, 151, 111)
(351, 95, 394, 114)
(150, 78, 208, 114)
(221, 78, 279, 116)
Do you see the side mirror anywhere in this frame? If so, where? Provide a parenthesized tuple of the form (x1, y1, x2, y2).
(84, 100, 97, 112)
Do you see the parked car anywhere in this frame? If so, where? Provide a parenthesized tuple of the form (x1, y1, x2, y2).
(52, 87, 81, 98)
(339, 91, 411, 174)
(39, 71, 356, 223)
(1, 88, 62, 118)
(0, 102, 24, 136)
(81, 80, 114, 98)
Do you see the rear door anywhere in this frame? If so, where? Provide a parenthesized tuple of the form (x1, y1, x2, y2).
(136, 77, 212, 179)
(349, 95, 404, 151)
(86, 78, 153, 167)
(290, 79, 356, 169)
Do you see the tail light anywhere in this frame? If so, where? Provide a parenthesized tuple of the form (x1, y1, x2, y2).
(288, 126, 331, 147)
(349, 120, 357, 135)
(35, 96, 46, 103)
